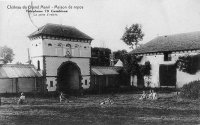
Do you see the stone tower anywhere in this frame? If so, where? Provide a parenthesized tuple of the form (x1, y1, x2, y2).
(28, 23, 93, 93)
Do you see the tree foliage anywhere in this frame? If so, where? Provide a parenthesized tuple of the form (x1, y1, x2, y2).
(140, 61, 151, 76)
(113, 49, 128, 64)
(121, 24, 144, 49)
(180, 80, 200, 99)
(123, 54, 142, 75)
(176, 54, 200, 75)
(91, 47, 111, 66)
(123, 54, 151, 76)
(0, 46, 15, 64)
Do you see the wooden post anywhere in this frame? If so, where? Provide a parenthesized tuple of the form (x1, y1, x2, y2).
(34, 78, 37, 91)
(16, 78, 19, 93)
(12, 79, 13, 93)
(99, 76, 100, 94)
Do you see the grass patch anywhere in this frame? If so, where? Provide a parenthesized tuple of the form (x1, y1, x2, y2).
(0, 93, 199, 125)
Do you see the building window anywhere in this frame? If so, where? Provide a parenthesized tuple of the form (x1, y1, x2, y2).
(48, 43, 52, 46)
(75, 44, 79, 48)
(66, 44, 71, 48)
(85, 80, 87, 85)
(50, 81, 53, 87)
(58, 43, 62, 47)
(37, 60, 40, 70)
(164, 53, 172, 61)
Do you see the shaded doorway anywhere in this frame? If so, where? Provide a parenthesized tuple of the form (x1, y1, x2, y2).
(159, 64, 176, 87)
(137, 74, 144, 88)
(57, 61, 81, 93)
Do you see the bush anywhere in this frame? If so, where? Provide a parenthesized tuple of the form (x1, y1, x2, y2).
(180, 80, 200, 99)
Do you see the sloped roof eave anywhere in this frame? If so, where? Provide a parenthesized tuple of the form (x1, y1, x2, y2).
(91, 66, 121, 76)
(0, 64, 42, 79)
(130, 31, 200, 54)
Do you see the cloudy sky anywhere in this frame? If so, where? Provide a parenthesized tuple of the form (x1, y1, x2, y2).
(0, 0, 200, 63)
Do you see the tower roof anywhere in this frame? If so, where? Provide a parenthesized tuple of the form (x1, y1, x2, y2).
(28, 23, 93, 40)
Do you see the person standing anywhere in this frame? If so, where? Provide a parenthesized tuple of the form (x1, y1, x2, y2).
(139, 91, 147, 100)
(18, 92, 25, 104)
(59, 92, 65, 102)
(152, 90, 158, 100)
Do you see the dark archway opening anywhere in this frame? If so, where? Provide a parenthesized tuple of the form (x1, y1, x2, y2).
(57, 61, 82, 94)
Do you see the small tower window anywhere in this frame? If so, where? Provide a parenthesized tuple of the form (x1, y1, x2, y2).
(37, 60, 40, 70)
(66, 44, 71, 48)
(50, 81, 53, 87)
(85, 80, 87, 85)
(58, 43, 62, 47)
(48, 43, 52, 46)
(75, 44, 79, 48)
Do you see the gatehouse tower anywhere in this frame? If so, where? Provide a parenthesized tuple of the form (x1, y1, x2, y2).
(28, 23, 93, 93)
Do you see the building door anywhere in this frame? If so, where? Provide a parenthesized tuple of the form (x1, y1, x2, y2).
(159, 64, 177, 87)
(137, 74, 144, 88)
(57, 61, 81, 93)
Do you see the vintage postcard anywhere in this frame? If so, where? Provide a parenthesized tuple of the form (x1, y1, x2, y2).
(0, 0, 200, 124)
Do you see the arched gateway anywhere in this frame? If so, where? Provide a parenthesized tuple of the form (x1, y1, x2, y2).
(57, 61, 82, 93)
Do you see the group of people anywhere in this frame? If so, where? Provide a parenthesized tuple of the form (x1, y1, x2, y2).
(100, 98, 114, 105)
(17, 92, 67, 105)
(139, 90, 158, 100)
(16, 90, 157, 105)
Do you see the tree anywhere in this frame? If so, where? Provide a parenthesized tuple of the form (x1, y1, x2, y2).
(91, 47, 111, 66)
(176, 54, 200, 75)
(123, 54, 142, 76)
(0, 46, 15, 64)
(121, 24, 144, 49)
(113, 49, 128, 64)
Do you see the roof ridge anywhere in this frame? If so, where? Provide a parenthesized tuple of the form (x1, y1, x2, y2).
(1, 64, 34, 67)
(46, 23, 75, 28)
(159, 31, 200, 37)
(130, 31, 200, 54)
(39, 24, 47, 32)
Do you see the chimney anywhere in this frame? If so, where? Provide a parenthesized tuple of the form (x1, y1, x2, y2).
(110, 52, 114, 66)
(27, 48, 31, 64)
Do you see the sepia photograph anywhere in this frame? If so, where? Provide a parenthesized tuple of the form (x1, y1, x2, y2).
(0, 0, 200, 124)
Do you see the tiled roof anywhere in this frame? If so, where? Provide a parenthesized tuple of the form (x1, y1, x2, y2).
(0, 64, 42, 78)
(91, 66, 122, 75)
(130, 31, 200, 54)
(28, 23, 93, 40)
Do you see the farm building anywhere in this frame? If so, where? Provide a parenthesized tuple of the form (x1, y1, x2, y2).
(90, 66, 122, 93)
(130, 31, 200, 88)
(0, 62, 42, 93)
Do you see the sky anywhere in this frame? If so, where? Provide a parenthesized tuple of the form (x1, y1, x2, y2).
(0, 0, 200, 63)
